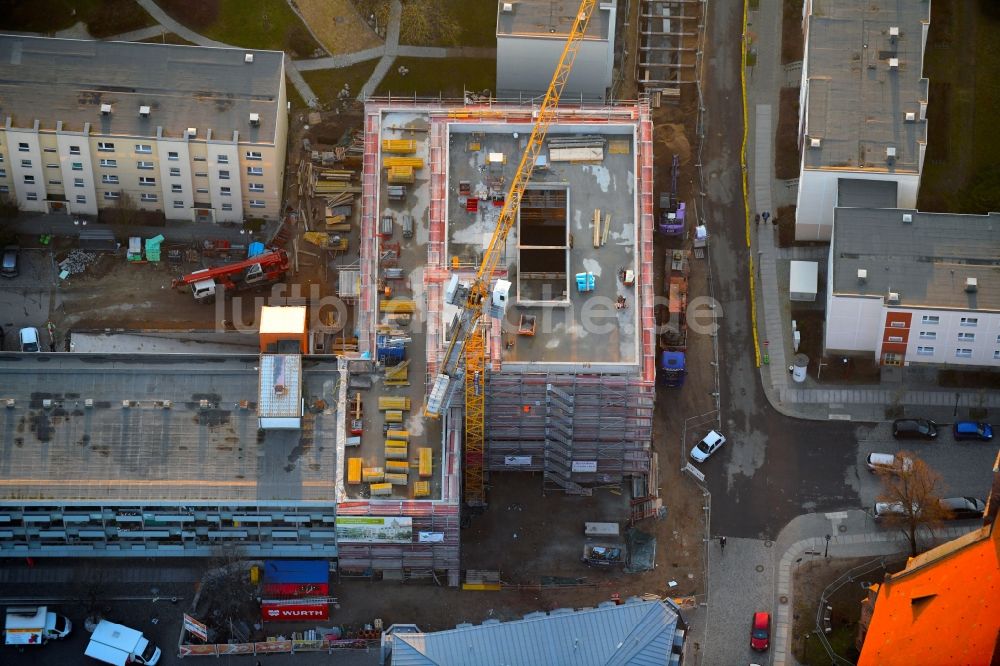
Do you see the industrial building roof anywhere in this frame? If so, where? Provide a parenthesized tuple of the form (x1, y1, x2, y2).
(258, 354, 303, 418)
(0, 35, 284, 143)
(831, 208, 1000, 311)
(496, 0, 611, 40)
(389, 599, 682, 665)
(0, 355, 339, 503)
(802, 0, 929, 173)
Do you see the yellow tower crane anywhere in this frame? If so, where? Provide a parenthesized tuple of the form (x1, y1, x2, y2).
(425, 0, 599, 508)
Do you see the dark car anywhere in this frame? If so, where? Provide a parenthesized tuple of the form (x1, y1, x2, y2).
(952, 421, 993, 441)
(939, 497, 986, 520)
(750, 611, 770, 651)
(892, 418, 938, 440)
(1, 245, 19, 278)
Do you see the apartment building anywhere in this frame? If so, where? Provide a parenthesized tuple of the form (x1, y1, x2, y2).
(826, 208, 1000, 368)
(0, 35, 287, 224)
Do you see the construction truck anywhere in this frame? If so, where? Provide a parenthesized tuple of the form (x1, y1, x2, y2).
(171, 248, 290, 303)
(658, 155, 686, 236)
(4, 606, 72, 646)
(658, 250, 689, 387)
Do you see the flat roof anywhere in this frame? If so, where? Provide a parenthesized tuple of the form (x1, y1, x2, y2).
(258, 354, 303, 417)
(832, 208, 1000, 310)
(803, 0, 929, 173)
(0, 355, 340, 503)
(496, 0, 610, 40)
(0, 35, 283, 143)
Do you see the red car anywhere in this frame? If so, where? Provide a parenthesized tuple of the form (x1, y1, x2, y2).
(751, 611, 771, 651)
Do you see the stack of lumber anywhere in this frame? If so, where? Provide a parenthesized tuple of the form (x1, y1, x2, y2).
(382, 156, 424, 169)
(549, 135, 606, 163)
(382, 139, 417, 154)
(387, 166, 414, 184)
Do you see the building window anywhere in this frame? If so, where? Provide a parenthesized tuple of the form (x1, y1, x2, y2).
(996, 335, 1000, 345)
(955, 348, 973, 358)
(102, 174, 119, 185)
(135, 144, 152, 154)
(72, 162, 83, 171)
(920, 315, 940, 325)
(960, 317, 978, 327)
(217, 155, 229, 164)
(173, 200, 185, 209)
(76, 195, 86, 204)
(169, 167, 181, 177)
(171, 184, 183, 193)
(193, 156, 206, 162)
(104, 191, 121, 201)
(957, 332, 976, 342)
(887, 336, 903, 343)
(140, 193, 157, 202)
(196, 187, 209, 194)
(168, 151, 179, 161)
(20, 159, 31, 168)
(43, 147, 57, 153)
(248, 183, 264, 192)
(69, 145, 81, 155)
(97, 142, 115, 152)
(0, 154, 4, 163)
(919, 331, 936, 340)
(18, 142, 29, 152)
(23, 175, 34, 184)
(26, 192, 38, 201)
(994, 350, 1000, 360)
(74, 178, 84, 188)
(139, 176, 156, 186)
(218, 170, 230, 180)
(137, 161, 154, 170)
(245, 151, 262, 161)
(46, 163, 60, 169)
(47, 179, 62, 185)
(249, 199, 265, 208)
(0, 186, 8, 193)
(888, 321, 905, 328)
(221, 203, 233, 211)
(916, 346, 934, 356)
(100, 159, 117, 168)
(220, 186, 231, 196)
(0, 168, 5, 178)
(247, 166, 263, 176)
(194, 172, 208, 178)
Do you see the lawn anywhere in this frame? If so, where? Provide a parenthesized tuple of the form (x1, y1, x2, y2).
(286, 77, 308, 110)
(376, 57, 496, 99)
(0, 0, 154, 37)
(156, 0, 322, 58)
(137, 32, 196, 46)
(354, 0, 497, 48)
(917, 1, 1000, 214)
(295, 0, 382, 55)
(302, 61, 380, 106)
(774, 86, 801, 179)
(781, 0, 804, 64)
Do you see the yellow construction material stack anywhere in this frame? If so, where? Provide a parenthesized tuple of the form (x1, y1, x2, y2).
(378, 396, 411, 411)
(370, 482, 393, 496)
(347, 458, 362, 485)
(382, 139, 417, 154)
(386, 460, 409, 473)
(385, 410, 404, 423)
(413, 481, 430, 498)
(380, 300, 416, 313)
(387, 166, 415, 184)
(385, 472, 409, 486)
(419, 447, 433, 478)
(362, 467, 385, 483)
(386, 429, 410, 441)
(385, 446, 408, 460)
(384, 439, 408, 449)
(382, 156, 424, 169)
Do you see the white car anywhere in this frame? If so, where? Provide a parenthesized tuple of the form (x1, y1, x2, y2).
(690, 430, 726, 462)
(18, 327, 40, 353)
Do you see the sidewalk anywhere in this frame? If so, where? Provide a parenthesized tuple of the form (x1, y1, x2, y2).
(1, 212, 275, 245)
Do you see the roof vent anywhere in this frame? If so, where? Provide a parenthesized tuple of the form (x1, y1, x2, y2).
(857, 269, 868, 283)
(138, 105, 150, 118)
(886, 146, 896, 163)
(902, 213, 913, 224)
(501, 2, 513, 11)
(244, 53, 254, 63)
(904, 111, 916, 122)
(100, 103, 112, 115)
(249, 112, 260, 127)
(809, 137, 822, 148)
(187, 127, 197, 138)
(888, 57, 899, 69)
(966, 277, 978, 293)
(889, 26, 900, 37)
(887, 291, 900, 304)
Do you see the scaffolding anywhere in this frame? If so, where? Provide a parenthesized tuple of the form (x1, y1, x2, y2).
(639, 0, 701, 92)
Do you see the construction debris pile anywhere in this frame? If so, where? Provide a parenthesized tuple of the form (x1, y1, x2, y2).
(58, 250, 100, 276)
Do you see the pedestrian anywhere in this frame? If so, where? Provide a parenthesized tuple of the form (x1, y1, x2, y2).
(719, 536, 726, 552)
(762, 211, 770, 224)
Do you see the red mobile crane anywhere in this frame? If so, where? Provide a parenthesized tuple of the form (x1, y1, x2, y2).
(171, 248, 290, 303)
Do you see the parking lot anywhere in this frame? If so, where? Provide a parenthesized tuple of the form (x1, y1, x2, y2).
(0, 248, 53, 352)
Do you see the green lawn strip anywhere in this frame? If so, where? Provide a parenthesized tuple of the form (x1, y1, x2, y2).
(302, 61, 380, 106)
(376, 57, 496, 99)
(0, 0, 155, 37)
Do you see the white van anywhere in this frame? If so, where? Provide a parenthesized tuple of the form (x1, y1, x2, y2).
(85, 620, 160, 666)
(4, 606, 72, 645)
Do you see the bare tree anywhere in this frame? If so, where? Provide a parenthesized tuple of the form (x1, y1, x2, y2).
(874, 451, 950, 556)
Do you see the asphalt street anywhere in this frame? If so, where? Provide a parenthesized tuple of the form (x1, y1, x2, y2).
(0, 249, 53, 351)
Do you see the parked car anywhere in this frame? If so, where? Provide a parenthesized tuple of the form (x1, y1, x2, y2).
(1, 245, 19, 278)
(18, 327, 40, 352)
(892, 418, 938, 440)
(866, 453, 914, 474)
(952, 421, 993, 441)
(750, 611, 770, 651)
(873, 501, 921, 519)
(938, 497, 986, 520)
(690, 430, 726, 463)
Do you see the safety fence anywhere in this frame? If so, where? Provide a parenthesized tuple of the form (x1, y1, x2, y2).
(179, 637, 377, 657)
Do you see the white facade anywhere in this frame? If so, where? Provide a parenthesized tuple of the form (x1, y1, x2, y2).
(825, 293, 889, 353)
(795, 169, 921, 241)
(156, 137, 194, 218)
(5, 125, 46, 213)
(56, 127, 98, 216)
(206, 138, 243, 224)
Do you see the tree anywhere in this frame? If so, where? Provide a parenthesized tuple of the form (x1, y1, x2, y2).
(874, 451, 950, 556)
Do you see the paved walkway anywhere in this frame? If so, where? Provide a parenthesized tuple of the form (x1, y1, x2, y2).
(105, 25, 165, 42)
(5, 212, 274, 245)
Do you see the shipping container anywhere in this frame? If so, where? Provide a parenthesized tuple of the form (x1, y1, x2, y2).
(370, 483, 393, 496)
(385, 446, 408, 460)
(347, 458, 362, 484)
(362, 467, 385, 482)
(418, 447, 433, 478)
